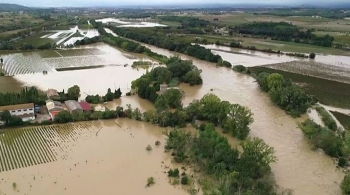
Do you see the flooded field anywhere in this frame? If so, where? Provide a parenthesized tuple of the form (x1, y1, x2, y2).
(0, 43, 155, 76)
(201, 44, 350, 68)
(96, 18, 166, 28)
(0, 119, 189, 195)
(0, 42, 348, 195)
(201, 44, 299, 66)
(43, 25, 99, 46)
(263, 60, 350, 84)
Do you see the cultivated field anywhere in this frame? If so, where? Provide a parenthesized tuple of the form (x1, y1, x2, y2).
(0, 44, 152, 76)
(0, 121, 103, 172)
(263, 60, 350, 84)
(196, 13, 350, 47)
(198, 13, 350, 31)
(250, 66, 350, 108)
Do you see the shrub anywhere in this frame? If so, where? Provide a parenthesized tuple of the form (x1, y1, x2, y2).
(168, 168, 180, 177)
(146, 145, 152, 151)
(146, 177, 155, 187)
(41, 120, 53, 125)
(12, 182, 17, 189)
(341, 174, 350, 194)
(339, 157, 347, 167)
(181, 176, 189, 185)
(233, 65, 247, 73)
(309, 53, 316, 59)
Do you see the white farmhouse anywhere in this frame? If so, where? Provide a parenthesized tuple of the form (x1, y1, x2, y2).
(0, 103, 35, 121)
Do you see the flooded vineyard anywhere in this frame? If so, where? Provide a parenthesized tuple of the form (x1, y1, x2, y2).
(0, 121, 103, 172)
(0, 119, 189, 195)
(0, 43, 155, 76)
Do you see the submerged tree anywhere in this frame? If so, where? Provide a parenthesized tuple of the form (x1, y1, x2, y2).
(309, 53, 316, 59)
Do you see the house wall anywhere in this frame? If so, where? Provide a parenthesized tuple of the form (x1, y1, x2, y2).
(9, 108, 34, 117)
(22, 116, 35, 122)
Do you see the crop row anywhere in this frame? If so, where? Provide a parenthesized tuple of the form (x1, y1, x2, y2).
(0, 121, 101, 172)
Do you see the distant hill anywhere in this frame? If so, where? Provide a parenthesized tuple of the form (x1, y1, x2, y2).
(0, 3, 30, 11)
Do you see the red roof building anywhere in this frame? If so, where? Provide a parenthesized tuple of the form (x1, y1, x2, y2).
(49, 110, 61, 120)
(79, 102, 92, 112)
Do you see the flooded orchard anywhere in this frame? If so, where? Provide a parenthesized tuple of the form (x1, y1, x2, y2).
(0, 42, 346, 195)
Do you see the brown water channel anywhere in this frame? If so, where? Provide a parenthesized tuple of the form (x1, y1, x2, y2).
(139, 43, 345, 195)
(0, 42, 346, 195)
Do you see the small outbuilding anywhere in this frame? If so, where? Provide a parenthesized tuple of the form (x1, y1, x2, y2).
(79, 102, 93, 113)
(65, 100, 83, 114)
(0, 103, 35, 122)
(47, 89, 60, 100)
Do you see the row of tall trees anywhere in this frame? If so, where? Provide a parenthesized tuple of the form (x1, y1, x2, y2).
(85, 88, 122, 104)
(108, 26, 226, 64)
(0, 87, 46, 106)
(159, 16, 210, 28)
(232, 22, 334, 47)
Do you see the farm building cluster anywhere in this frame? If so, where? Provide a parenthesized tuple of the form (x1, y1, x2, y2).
(0, 88, 93, 124)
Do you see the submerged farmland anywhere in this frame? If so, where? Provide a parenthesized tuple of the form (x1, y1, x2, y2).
(0, 43, 155, 76)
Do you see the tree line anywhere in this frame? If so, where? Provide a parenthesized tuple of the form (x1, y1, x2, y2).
(256, 72, 315, 117)
(257, 9, 350, 19)
(159, 16, 210, 28)
(107, 26, 228, 65)
(0, 87, 46, 106)
(232, 22, 334, 47)
(85, 88, 122, 104)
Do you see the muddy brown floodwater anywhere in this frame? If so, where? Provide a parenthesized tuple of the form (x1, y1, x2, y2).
(0, 42, 346, 195)
(139, 43, 345, 195)
(0, 119, 190, 195)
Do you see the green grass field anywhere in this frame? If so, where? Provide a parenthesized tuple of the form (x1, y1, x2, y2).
(50, 25, 75, 30)
(13, 32, 57, 47)
(250, 66, 350, 109)
(197, 13, 350, 31)
(158, 20, 181, 27)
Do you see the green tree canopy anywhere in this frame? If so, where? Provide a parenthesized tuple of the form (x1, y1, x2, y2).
(341, 174, 350, 195)
(163, 89, 183, 109)
(309, 53, 316, 59)
(267, 73, 284, 90)
(67, 85, 80, 100)
(54, 110, 73, 123)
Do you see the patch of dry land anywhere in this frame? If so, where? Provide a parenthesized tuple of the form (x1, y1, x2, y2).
(0, 119, 191, 195)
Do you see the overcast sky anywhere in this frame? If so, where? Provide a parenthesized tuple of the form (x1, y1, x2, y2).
(2, 0, 348, 7)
